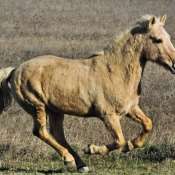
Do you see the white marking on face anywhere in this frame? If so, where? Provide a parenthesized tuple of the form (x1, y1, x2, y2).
(162, 29, 175, 51)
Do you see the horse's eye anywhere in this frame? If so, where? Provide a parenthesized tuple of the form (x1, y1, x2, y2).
(150, 36, 162, 44)
(153, 39, 162, 43)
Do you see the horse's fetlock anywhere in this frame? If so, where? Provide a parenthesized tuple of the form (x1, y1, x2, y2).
(62, 150, 72, 160)
(116, 139, 126, 148)
(64, 160, 76, 168)
(63, 152, 75, 168)
(98, 145, 108, 155)
(133, 140, 143, 148)
(145, 119, 152, 132)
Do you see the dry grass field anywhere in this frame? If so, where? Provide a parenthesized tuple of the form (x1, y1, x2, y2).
(1, 0, 175, 174)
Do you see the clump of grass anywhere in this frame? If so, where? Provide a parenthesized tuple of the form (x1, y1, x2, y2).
(130, 141, 175, 163)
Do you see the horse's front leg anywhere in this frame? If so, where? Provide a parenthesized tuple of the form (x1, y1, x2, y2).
(123, 105, 152, 152)
(85, 113, 126, 155)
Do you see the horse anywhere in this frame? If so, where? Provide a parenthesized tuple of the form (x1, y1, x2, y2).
(0, 14, 175, 173)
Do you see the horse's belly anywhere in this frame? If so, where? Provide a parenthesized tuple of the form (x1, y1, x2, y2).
(47, 100, 93, 116)
(47, 89, 94, 116)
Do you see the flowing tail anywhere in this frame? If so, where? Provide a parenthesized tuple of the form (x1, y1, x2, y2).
(0, 67, 15, 114)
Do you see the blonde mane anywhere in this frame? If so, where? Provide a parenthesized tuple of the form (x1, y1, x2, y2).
(105, 15, 152, 51)
(89, 14, 163, 57)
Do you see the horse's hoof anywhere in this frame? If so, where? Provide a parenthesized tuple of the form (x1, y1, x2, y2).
(84, 144, 97, 154)
(84, 144, 92, 154)
(78, 166, 89, 173)
(64, 160, 76, 168)
(122, 140, 134, 153)
(84, 144, 107, 155)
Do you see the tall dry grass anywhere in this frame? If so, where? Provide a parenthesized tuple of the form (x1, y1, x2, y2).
(1, 0, 175, 167)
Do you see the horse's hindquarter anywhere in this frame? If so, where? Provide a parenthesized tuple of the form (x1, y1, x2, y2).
(12, 56, 98, 116)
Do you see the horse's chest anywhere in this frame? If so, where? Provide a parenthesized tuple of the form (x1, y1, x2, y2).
(118, 94, 139, 115)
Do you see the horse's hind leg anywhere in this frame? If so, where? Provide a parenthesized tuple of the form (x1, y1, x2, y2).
(32, 106, 76, 168)
(48, 110, 89, 173)
(123, 105, 152, 152)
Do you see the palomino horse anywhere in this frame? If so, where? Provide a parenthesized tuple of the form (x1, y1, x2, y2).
(0, 14, 175, 172)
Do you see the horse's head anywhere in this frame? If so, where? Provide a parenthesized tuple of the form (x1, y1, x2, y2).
(143, 14, 175, 74)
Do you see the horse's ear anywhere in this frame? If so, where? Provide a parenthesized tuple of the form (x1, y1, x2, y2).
(160, 14, 167, 25)
(149, 15, 157, 29)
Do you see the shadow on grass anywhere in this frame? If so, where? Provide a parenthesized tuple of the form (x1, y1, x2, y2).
(0, 168, 64, 174)
(37, 169, 63, 174)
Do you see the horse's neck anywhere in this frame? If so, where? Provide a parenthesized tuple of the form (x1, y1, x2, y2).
(105, 32, 146, 73)
(102, 32, 147, 90)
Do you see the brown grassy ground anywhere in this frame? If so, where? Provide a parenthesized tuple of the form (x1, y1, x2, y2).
(1, 0, 175, 174)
